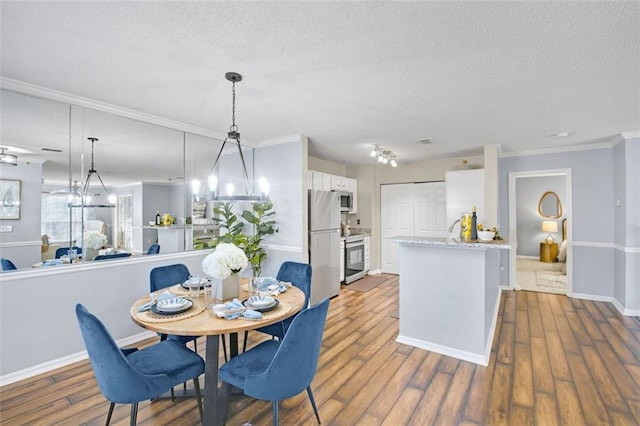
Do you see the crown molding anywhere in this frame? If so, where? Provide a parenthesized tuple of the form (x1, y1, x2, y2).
(622, 130, 640, 140)
(499, 136, 623, 158)
(256, 134, 306, 148)
(0, 77, 260, 145)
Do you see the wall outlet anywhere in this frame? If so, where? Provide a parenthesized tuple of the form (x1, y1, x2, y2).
(357, 219, 360, 225)
(0, 225, 13, 232)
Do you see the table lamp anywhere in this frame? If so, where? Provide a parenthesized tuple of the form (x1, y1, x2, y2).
(542, 220, 558, 244)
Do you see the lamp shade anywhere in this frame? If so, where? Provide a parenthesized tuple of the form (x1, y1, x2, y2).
(541, 220, 558, 233)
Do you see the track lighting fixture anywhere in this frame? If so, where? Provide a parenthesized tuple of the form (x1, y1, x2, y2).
(369, 145, 398, 167)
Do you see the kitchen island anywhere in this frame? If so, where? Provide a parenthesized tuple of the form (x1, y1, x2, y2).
(391, 236, 511, 365)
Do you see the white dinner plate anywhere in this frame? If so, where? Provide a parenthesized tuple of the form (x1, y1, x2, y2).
(247, 296, 275, 308)
(156, 297, 192, 312)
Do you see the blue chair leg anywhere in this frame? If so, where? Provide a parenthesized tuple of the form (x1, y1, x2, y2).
(307, 386, 321, 424)
(273, 400, 279, 426)
(106, 402, 115, 425)
(130, 402, 138, 426)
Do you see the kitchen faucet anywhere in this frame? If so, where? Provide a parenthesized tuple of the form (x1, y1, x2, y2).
(448, 219, 460, 233)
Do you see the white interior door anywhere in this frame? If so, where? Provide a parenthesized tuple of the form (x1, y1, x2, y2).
(381, 184, 413, 274)
(381, 182, 446, 274)
(414, 182, 447, 237)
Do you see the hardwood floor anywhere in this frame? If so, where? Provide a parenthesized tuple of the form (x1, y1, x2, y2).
(2, 274, 639, 425)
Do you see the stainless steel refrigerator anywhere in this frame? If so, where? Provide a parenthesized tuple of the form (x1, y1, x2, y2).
(308, 189, 341, 305)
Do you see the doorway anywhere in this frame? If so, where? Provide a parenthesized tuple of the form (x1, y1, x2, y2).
(508, 169, 572, 295)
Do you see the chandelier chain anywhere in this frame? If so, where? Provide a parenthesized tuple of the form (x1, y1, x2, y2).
(230, 81, 238, 133)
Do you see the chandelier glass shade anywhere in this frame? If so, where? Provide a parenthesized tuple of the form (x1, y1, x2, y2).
(370, 145, 398, 167)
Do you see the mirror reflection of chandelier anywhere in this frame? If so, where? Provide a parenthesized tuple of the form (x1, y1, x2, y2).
(68, 137, 116, 208)
(192, 72, 269, 202)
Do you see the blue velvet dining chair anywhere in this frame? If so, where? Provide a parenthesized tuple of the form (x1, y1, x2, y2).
(1, 258, 17, 271)
(219, 298, 329, 426)
(146, 244, 160, 254)
(55, 246, 82, 259)
(149, 264, 199, 350)
(75, 304, 204, 426)
(243, 261, 312, 352)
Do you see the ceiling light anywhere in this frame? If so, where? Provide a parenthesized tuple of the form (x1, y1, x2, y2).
(68, 137, 115, 208)
(207, 72, 268, 202)
(369, 145, 398, 167)
(0, 147, 18, 166)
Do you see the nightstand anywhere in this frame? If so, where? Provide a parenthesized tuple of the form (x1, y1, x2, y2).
(540, 241, 558, 263)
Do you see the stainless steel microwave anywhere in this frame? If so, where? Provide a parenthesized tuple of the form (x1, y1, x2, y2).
(334, 190, 353, 212)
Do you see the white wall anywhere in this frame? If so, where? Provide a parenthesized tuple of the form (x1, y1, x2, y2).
(0, 250, 211, 382)
(499, 140, 638, 313)
(0, 160, 43, 268)
(255, 136, 307, 277)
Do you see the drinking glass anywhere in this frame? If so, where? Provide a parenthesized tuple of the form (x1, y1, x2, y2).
(203, 281, 216, 308)
(249, 277, 261, 299)
(188, 276, 202, 298)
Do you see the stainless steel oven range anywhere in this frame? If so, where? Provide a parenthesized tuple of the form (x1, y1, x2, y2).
(344, 234, 366, 284)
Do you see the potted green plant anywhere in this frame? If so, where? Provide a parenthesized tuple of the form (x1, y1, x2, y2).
(208, 202, 277, 277)
(241, 201, 278, 277)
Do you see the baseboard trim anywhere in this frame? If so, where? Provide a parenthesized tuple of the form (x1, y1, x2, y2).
(571, 292, 639, 317)
(396, 335, 489, 366)
(0, 331, 155, 387)
(484, 289, 502, 363)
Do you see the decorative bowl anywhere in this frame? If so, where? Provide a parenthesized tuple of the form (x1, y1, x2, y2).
(477, 231, 496, 241)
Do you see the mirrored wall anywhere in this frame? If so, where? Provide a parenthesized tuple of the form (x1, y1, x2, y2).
(0, 88, 252, 269)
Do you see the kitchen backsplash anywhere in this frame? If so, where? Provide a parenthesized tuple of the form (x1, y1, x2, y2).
(350, 227, 371, 235)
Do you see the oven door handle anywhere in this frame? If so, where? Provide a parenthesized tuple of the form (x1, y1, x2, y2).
(345, 241, 364, 249)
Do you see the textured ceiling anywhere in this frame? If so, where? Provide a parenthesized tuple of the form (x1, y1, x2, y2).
(1, 1, 639, 169)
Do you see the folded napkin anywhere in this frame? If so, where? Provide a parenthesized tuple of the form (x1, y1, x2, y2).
(242, 309, 263, 319)
(224, 309, 263, 320)
(212, 299, 246, 318)
(225, 298, 244, 309)
(270, 281, 292, 296)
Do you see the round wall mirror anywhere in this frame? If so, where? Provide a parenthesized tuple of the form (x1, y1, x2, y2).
(538, 191, 563, 218)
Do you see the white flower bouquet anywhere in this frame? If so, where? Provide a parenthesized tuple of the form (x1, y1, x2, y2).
(202, 243, 248, 280)
(84, 231, 107, 250)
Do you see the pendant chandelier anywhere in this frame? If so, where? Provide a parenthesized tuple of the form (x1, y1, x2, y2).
(0, 147, 18, 166)
(196, 72, 268, 202)
(69, 137, 116, 208)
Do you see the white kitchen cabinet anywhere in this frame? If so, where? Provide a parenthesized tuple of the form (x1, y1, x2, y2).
(364, 236, 370, 272)
(310, 171, 332, 191)
(340, 238, 345, 283)
(331, 175, 349, 191)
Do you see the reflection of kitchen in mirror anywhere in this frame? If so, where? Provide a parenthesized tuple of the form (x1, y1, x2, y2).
(514, 175, 568, 294)
(81, 108, 185, 255)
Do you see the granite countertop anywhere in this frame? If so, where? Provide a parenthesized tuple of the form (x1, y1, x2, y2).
(390, 236, 512, 249)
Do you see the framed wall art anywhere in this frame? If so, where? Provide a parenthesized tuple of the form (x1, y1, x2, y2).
(0, 179, 21, 219)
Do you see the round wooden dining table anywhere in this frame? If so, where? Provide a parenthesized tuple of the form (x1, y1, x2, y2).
(130, 284, 305, 425)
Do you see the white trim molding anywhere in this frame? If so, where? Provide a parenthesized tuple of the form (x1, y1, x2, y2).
(500, 137, 623, 158)
(0, 77, 248, 145)
(0, 240, 41, 248)
(0, 331, 155, 387)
